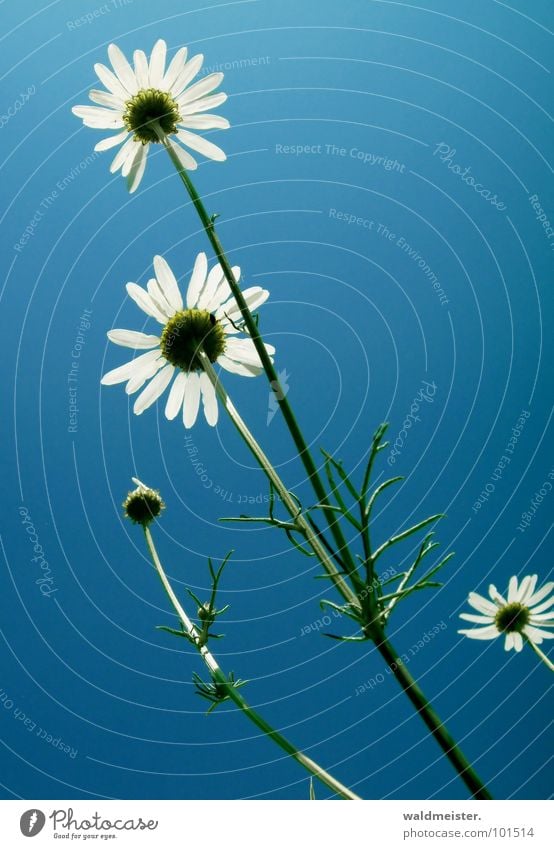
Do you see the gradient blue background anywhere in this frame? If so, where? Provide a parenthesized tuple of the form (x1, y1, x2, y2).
(1, 0, 552, 801)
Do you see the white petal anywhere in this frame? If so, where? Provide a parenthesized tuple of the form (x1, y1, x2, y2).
(518, 574, 537, 603)
(108, 43, 138, 95)
(147, 278, 174, 318)
(72, 105, 124, 129)
(199, 372, 218, 426)
(530, 613, 554, 623)
(110, 135, 137, 173)
(165, 371, 187, 420)
(224, 338, 263, 368)
(218, 355, 261, 377)
(101, 349, 161, 385)
(177, 72, 224, 106)
(488, 584, 507, 606)
(168, 138, 197, 171)
(170, 53, 204, 97)
(131, 476, 151, 490)
(180, 114, 230, 130)
(504, 632, 514, 651)
(153, 255, 183, 312)
(197, 262, 224, 310)
(133, 364, 174, 414)
(206, 266, 238, 313)
(467, 592, 497, 616)
(133, 49, 150, 89)
(89, 89, 125, 109)
(507, 575, 519, 603)
(512, 632, 523, 652)
(529, 598, 554, 616)
(224, 338, 274, 368)
(183, 372, 201, 428)
(524, 625, 554, 643)
(126, 282, 168, 324)
(121, 140, 142, 178)
(179, 92, 227, 116)
(126, 357, 165, 394)
(163, 46, 188, 90)
(186, 252, 208, 309)
(107, 329, 160, 349)
(127, 143, 148, 193)
(148, 39, 167, 89)
(527, 582, 554, 608)
(94, 130, 129, 152)
(217, 286, 269, 320)
(94, 62, 129, 99)
(176, 129, 226, 162)
(458, 625, 499, 641)
(459, 612, 494, 624)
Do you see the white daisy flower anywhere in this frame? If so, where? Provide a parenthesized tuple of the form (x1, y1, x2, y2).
(101, 253, 274, 428)
(72, 39, 229, 192)
(458, 574, 554, 656)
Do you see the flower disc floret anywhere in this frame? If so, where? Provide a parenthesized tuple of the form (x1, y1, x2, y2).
(494, 602, 530, 634)
(123, 88, 181, 144)
(160, 309, 226, 371)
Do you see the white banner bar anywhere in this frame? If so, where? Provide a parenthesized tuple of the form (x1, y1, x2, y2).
(1, 800, 552, 848)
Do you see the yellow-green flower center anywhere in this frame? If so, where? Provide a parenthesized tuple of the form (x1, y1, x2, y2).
(123, 88, 181, 144)
(160, 309, 226, 372)
(495, 602, 530, 633)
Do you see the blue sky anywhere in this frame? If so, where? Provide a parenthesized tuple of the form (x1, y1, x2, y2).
(1, 0, 552, 800)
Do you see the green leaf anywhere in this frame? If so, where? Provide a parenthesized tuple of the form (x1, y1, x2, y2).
(322, 450, 360, 503)
(364, 476, 403, 520)
(372, 514, 444, 562)
(361, 422, 389, 498)
(156, 625, 191, 641)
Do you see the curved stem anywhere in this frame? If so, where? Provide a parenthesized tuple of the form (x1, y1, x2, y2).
(158, 133, 359, 580)
(142, 525, 361, 800)
(524, 634, 554, 672)
(199, 352, 360, 606)
(375, 633, 493, 800)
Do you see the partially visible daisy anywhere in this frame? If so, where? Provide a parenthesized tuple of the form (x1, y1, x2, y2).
(101, 253, 274, 428)
(459, 574, 554, 670)
(72, 39, 228, 192)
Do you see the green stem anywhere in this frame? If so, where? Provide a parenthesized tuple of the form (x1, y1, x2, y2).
(157, 131, 492, 801)
(142, 525, 360, 800)
(159, 132, 359, 581)
(375, 633, 493, 800)
(199, 352, 360, 606)
(524, 634, 554, 672)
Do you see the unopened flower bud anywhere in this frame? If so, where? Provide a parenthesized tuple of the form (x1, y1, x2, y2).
(198, 603, 214, 623)
(123, 477, 165, 526)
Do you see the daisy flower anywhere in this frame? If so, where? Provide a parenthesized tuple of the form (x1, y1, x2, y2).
(459, 574, 554, 667)
(101, 253, 274, 428)
(72, 39, 229, 192)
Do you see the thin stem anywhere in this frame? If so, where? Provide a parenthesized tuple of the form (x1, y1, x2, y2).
(375, 633, 493, 800)
(524, 635, 554, 672)
(199, 352, 360, 606)
(158, 132, 359, 580)
(142, 525, 360, 800)
(156, 130, 492, 800)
